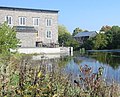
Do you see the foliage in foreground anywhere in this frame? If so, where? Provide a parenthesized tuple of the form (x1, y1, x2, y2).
(0, 22, 20, 56)
(0, 55, 120, 97)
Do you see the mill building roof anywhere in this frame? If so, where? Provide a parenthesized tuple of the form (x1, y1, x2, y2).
(0, 6, 59, 13)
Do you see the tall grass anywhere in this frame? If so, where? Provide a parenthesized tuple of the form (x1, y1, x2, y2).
(0, 54, 120, 97)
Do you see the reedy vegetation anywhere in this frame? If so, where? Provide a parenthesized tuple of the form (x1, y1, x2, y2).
(0, 54, 120, 97)
(0, 23, 120, 96)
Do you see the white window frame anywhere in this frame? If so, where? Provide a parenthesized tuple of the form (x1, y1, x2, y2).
(46, 19, 52, 27)
(46, 30, 52, 39)
(33, 17, 40, 26)
(5, 16, 13, 25)
(19, 17, 26, 26)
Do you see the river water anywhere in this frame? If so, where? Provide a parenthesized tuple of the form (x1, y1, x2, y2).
(64, 51, 120, 83)
(32, 51, 120, 83)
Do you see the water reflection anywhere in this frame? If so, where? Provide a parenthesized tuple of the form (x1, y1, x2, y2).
(31, 51, 120, 83)
(87, 52, 120, 69)
(63, 51, 120, 83)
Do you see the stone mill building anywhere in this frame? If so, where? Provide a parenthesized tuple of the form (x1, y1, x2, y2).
(0, 6, 59, 47)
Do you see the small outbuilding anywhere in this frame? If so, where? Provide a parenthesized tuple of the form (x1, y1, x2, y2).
(74, 31, 97, 44)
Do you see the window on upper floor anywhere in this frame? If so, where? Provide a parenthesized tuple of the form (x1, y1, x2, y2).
(46, 30, 52, 39)
(33, 18, 39, 26)
(46, 19, 52, 27)
(19, 17, 26, 26)
(5, 16, 12, 25)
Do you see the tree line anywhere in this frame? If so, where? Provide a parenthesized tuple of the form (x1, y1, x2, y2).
(82, 25, 120, 50)
(58, 25, 120, 50)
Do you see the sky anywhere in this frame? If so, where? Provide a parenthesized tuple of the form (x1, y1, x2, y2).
(0, 0, 120, 33)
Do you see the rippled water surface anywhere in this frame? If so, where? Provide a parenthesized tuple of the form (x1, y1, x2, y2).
(64, 51, 120, 83)
(32, 51, 120, 83)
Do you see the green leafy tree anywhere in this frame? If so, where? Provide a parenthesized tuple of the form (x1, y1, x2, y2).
(92, 33, 108, 49)
(58, 25, 71, 45)
(105, 26, 120, 49)
(72, 27, 83, 36)
(58, 25, 69, 35)
(82, 33, 107, 50)
(65, 39, 80, 50)
(0, 23, 20, 56)
(58, 25, 80, 50)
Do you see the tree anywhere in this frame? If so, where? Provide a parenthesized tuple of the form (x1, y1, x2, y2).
(82, 25, 120, 50)
(65, 39, 79, 50)
(0, 23, 20, 56)
(58, 25, 71, 45)
(58, 25, 80, 50)
(72, 27, 83, 36)
(105, 26, 120, 49)
(92, 33, 108, 49)
(100, 25, 111, 32)
(58, 25, 69, 35)
(82, 33, 108, 50)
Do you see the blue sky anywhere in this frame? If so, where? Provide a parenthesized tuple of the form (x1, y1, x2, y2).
(0, 0, 120, 33)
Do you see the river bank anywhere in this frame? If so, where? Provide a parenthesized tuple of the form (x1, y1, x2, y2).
(87, 49, 120, 52)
